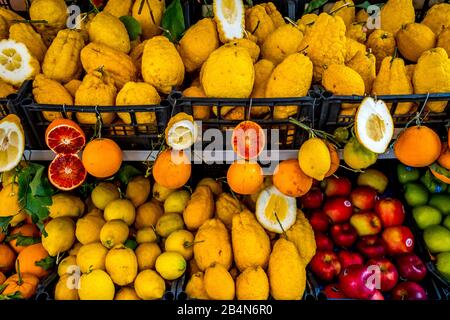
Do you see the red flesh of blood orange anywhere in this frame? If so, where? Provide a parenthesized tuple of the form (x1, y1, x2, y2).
(231, 121, 266, 160)
(45, 119, 86, 154)
(48, 153, 87, 191)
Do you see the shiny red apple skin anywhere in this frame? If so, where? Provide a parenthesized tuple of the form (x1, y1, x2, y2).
(338, 251, 364, 269)
(309, 210, 330, 233)
(369, 290, 385, 300)
(350, 186, 378, 211)
(356, 235, 387, 259)
(322, 176, 352, 197)
(331, 223, 358, 248)
(323, 284, 347, 299)
(367, 258, 399, 292)
(395, 253, 427, 282)
(315, 233, 334, 251)
(391, 282, 427, 300)
(323, 197, 353, 223)
(350, 212, 383, 236)
(310, 251, 342, 282)
(382, 226, 415, 256)
(338, 264, 377, 299)
(375, 198, 406, 227)
(302, 188, 324, 209)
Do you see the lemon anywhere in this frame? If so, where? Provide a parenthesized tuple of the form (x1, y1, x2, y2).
(0, 40, 39, 86)
(91, 182, 120, 210)
(0, 183, 21, 217)
(100, 219, 129, 249)
(104, 199, 136, 225)
(136, 227, 157, 244)
(9, 211, 26, 227)
(156, 213, 184, 237)
(126, 176, 151, 207)
(115, 287, 141, 300)
(76, 242, 108, 273)
(69, 242, 82, 256)
(155, 251, 186, 280)
(105, 244, 138, 286)
(86, 208, 103, 218)
(58, 255, 78, 276)
(164, 190, 191, 213)
(197, 177, 223, 196)
(165, 113, 199, 150)
(54, 274, 79, 300)
(42, 217, 76, 256)
(255, 185, 297, 234)
(298, 137, 331, 181)
(135, 200, 164, 229)
(134, 270, 166, 300)
(343, 137, 378, 170)
(76, 214, 105, 245)
(165, 230, 194, 260)
(79, 270, 115, 300)
(152, 182, 176, 202)
(136, 243, 161, 271)
(49, 193, 85, 218)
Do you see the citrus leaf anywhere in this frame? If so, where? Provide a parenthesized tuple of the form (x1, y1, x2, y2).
(35, 256, 56, 271)
(29, 164, 53, 197)
(5, 234, 40, 246)
(117, 165, 142, 185)
(0, 284, 6, 294)
(0, 291, 22, 300)
(162, 0, 185, 42)
(124, 239, 138, 250)
(0, 216, 12, 233)
(120, 15, 142, 41)
(304, 0, 328, 14)
(79, 181, 96, 200)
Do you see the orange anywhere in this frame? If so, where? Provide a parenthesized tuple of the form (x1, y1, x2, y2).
(16, 243, 50, 279)
(0, 230, 5, 243)
(82, 138, 123, 178)
(325, 142, 340, 177)
(394, 125, 441, 167)
(431, 168, 450, 184)
(45, 118, 86, 154)
(0, 271, 5, 285)
(273, 159, 313, 197)
(227, 161, 264, 195)
(437, 144, 450, 170)
(9, 224, 40, 253)
(152, 149, 191, 189)
(0, 244, 16, 273)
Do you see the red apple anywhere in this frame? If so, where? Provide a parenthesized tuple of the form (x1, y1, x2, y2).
(310, 251, 341, 282)
(391, 282, 427, 300)
(309, 210, 329, 233)
(375, 198, 405, 227)
(315, 233, 334, 251)
(366, 258, 399, 292)
(395, 253, 427, 282)
(350, 186, 378, 210)
(339, 265, 377, 299)
(338, 251, 364, 269)
(323, 197, 353, 223)
(350, 212, 383, 236)
(331, 223, 358, 247)
(356, 236, 386, 259)
(323, 284, 347, 299)
(321, 176, 352, 197)
(369, 290, 385, 300)
(302, 188, 324, 209)
(382, 226, 414, 256)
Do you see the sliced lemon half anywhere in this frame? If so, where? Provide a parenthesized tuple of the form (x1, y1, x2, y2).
(0, 39, 40, 85)
(0, 114, 25, 172)
(165, 113, 198, 150)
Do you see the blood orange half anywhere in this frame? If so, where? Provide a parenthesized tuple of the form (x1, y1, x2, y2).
(231, 121, 265, 160)
(45, 119, 86, 154)
(48, 153, 87, 191)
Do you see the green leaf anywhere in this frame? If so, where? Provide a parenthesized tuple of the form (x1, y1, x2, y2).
(0, 216, 12, 233)
(245, 0, 253, 6)
(117, 165, 143, 186)
(35, 256, 56, 271)
(0, 284, 6, 294)
(124, 239, 138, 250)
(79, 182, 96, 200)
(355, 1, 384, 9)
(120, 15, 142, 41)
(5, 234, 40, 246)
(29, 165, 53, 197)
(304, 0, 328, 14)
(0, 291, 22, 300)
(161, 0, 185, 42)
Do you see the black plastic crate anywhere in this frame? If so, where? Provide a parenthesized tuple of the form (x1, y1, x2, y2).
(17, 81, 172, 150)
(170, 90, 321, 150)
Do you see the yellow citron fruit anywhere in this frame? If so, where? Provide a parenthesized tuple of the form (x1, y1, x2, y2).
(343, 136, 378, 170)
(165, 112, 198, 151)
(0, 115, 25, 172)
(155, 213, 184, 238)
(215, 192, 242, 229)
(115, 287, 141, 300)
(152, 182, 176, 202)
(164, 190, 191, 214)
(0, 182, 22, 217)
(183, 185, 215, 231)
(136, 227, 158, 244)
(255, 185, 297, 234)
(78, 270, 115, 300)
(298, 137, 331, 181)
(76, 214, 105, 245)
(261, 25, 304, 65)
(204, 264, 235, 300)
(422, 3, 450, 36)
(135, 200, 163, 229)
(68, 242, 82, 256)
(197, 177, 223, 196)
(229, 38, 261, 63)
(155, 251, 187, 280)
(164, 230, 194, 260)
(76, 242, 108, 273)
(213, 0, 245, 43)
(103, 0, 133, 18)
(396, 23, 436, 63)
(104, 199, 136, 226)
(131, 0, 165, 40)
(186, 272, 209, 300)
(135, 242, 161, 271)
(380, 0, 415, 34)
(105, 244, 138, 286)
(54, 274, 79, 301)
(49, 193, 85, 219)
(57, 255, 77, 276)
(88, 12, 130, 53)
(42, 217, 76, 256)
(91, 182, 120, 210)
(236, 266, 269, 300)
(100, 220, 129, 249)
(126, 176, 151, 207)
(134, 269, 166, 300)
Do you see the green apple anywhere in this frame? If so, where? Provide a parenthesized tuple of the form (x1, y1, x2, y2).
(357, 169, 388, 194)
(423, 225, 450, 253)
(429, 194, 450, 216)
(436, 252, 450, 282)
(403, 182, 429, 207)
(397, 164, 420, 184)
(412, 205, 442, 229)
(420, 170, 447, 194)
(443, 215, 450, 230)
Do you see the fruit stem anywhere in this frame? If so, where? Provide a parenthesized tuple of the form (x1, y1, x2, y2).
(289, 117, 340, 144)
(339, 164, 364, 173)
(274, 211, 287, 237)
(16, 260, 23, 286)
(88, 0, 100, 13)
(329, 2, 354, 15)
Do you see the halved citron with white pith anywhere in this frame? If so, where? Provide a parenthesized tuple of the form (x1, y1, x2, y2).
(165, 112, 198, 150)
(0, 114, 25, 172)
(355, 97, 394, 154)
(0, 39, 39, 85)
(213, 0, 245, 42)
(256, 185, 297, 234)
